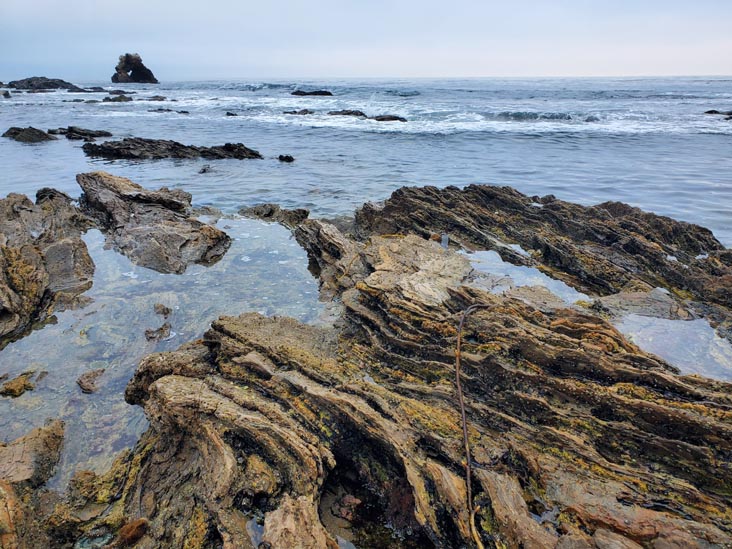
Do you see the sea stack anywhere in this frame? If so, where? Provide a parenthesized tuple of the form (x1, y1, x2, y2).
(111, 53, 159, 84)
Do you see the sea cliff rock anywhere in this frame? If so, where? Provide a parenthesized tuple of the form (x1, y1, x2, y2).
(59, 187, 732, 548)
(111, 53, 159, 84)
(0, 189, 94, 348)
(3, 127, 57, 143)
(82, 137, 263, 160)
(77, 171, 231, 274)
(7, 76, 83, 92)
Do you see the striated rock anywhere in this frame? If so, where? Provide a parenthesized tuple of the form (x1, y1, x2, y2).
(76, 368, 105, 394)
(2, 126, 57, 143)
(0, 188, 94, 347)
(82, 137, 263, 160)
(354, 184, 732, 341)
(239, 203, 309, 229)
(62, 204, 732, 548)
(48, 126, 112, 142)
(283, 109, 314, 115)
(111, 53, 158, 84)
(77, 171, 231, 274)
(328, 109, 367, 118)
(370, 114, 407, 122)
(291, 90, 332, 96)
(7, 76, 83, 91)
(0, 372, 35, 397)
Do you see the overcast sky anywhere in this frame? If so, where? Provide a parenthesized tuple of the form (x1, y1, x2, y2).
(1, 0, 731, 81)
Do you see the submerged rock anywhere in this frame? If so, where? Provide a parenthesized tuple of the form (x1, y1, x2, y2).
(2, 91, 10, 99)
(76, 369, 105, 394)
(77, 171, 231, 273)
(7, 76, 83, 91)
(82, 137, 263, 160)
(278, 154, 295, 163)
(102, 95, 133, 103)
(0, 189, 94, 347)
(291, 90, 333, 96)
(111, 53, 159, 84)
(2, 126, 57, 143)
(283, 109, 315, 115)
(0, 372, 35, 397)
(370, 114, 407, 122)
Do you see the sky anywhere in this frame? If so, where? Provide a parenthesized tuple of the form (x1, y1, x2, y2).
(1, 0, 731, 81)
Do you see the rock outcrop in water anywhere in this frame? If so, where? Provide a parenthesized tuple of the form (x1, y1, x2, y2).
(291, 89, 333, 96)
(47, 126, 113, 142)
(111, 53, 159, 84)
(77, 171, 231, 274)
(3, 127, 57, 143)
(0, 189, 94, 348)
(7, 76, 83, 92)
(82, 137, 263, 160)
(38, 185, 732, 548)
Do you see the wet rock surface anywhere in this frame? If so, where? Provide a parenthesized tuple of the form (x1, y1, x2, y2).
(76, 369, 105, 394)
(47, 126, 113, 142)
(239, 203, 309, 229)
(35, 187, 731, 548)
(0, 371, 36, 397)
(0, 188, 94, 347)
(111, 53, 159, 84)
(3, 126, 57, 143)
(7, 76, 83, 91)
(354, 184, 732, 341)
(328, 109, 367, 118)
(77, 171, 231, 273)
(102, 95, 133, 103)
(82, 137, 263, 160)
(283, 109, 314, 115)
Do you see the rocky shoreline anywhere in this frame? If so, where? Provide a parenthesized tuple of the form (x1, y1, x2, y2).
(1, 176, 732, 548)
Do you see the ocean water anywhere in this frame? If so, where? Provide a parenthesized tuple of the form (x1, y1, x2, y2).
(1, 77, 732, 484)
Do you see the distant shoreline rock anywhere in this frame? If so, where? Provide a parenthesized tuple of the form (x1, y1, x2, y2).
(82, 137, 263, 160)
(7, 76, 83, 92)
(111, 53, 159, 84)
(291, 90, 333, 96)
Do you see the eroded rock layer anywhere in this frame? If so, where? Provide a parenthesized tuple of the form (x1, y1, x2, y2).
(77, 171, 231, 274)
(58, 209, 732, 548)
(0, 189, 94, 348)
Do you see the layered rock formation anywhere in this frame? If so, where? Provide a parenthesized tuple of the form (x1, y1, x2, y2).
(0, 189, 94, 348)
(77, 171, 231, 274)
(82, 137, 262, 160)
(111, 53, 159, 84)
(44, 186, 732, 548)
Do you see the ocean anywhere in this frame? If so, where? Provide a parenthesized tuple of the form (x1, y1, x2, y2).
(1, 76, 731, 486)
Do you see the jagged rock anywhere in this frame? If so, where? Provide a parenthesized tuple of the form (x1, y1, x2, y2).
(82, 137, 263, 160)
(64, 202, 732, 548)
(278, 154, 295, 163)
(76, 369, 105, 394)
(48, 126, 112, 142)
(291, 90, 332, 96)
(111, 53, 159, 84)
(354, 184, 732, 341)
(328, 109, 367, 118)
(77, 171, 231, 274)
(0, 189, 94, 347)
(239, 203, 309, 229)
(370, 114, 407, 122)
(154, 303, 171, 318)
(2, 126, 56, 143)
(145, 322, 171, 341)
(0, 372, 35, 397)
(102, 95, 133, 103)
(283, 109, 314, 115)
(7, 76, 83, 91)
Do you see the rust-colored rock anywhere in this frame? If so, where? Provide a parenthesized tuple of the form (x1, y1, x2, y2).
(0, 372, 35, 397)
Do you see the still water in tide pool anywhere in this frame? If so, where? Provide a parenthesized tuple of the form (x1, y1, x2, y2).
(1, 77, 732, 486)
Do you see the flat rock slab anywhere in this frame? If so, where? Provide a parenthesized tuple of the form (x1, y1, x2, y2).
(3, 127, 57, 143)
(82, 137, 263, 160)
(0, 420, 64, 487)
(7, 76, 82, 91)
(77, 171, 231, 273)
